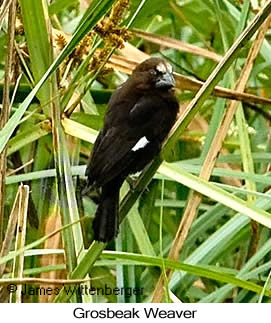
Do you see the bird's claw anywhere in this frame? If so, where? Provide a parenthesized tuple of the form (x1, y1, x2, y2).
(126, 175, 138, 192)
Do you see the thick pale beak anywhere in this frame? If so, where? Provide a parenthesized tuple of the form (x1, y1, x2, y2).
(155, 72, 175, 89)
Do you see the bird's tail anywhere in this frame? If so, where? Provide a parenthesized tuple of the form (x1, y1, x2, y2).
(92, 180, 122, 242)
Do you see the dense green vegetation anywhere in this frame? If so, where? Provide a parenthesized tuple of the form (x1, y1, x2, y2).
(0, 0, 271, 303)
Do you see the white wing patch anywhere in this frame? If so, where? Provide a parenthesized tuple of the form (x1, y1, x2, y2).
(132, 136, 149, 152)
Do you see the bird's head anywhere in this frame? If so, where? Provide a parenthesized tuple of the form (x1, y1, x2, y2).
(132, 58, 175, 91)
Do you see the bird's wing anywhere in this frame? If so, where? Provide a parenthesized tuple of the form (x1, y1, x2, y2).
(86, 95, 161, 187)
(86, 127, 142, 187)
(129, 95, 160, 125)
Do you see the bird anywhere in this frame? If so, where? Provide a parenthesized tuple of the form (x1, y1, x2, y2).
(85, 57, 179, 242)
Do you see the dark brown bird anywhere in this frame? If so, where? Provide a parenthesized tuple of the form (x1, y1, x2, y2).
(85, 57, 179, 242)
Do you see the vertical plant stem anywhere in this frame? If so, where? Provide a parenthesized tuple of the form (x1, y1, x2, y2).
(0, 0, 16, 248)
(0, 187, 19, 277)
(0, 0, 13, 29)
(10, 184, 29, 303)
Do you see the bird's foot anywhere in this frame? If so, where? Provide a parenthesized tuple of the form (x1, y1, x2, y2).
(126, 175, 139, 192)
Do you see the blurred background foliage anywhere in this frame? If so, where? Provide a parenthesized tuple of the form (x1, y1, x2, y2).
(0, 0, 271, 303)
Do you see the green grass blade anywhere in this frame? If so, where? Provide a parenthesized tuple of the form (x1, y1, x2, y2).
(0, 0, 115, 154)
(158, 162, 271, 228)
